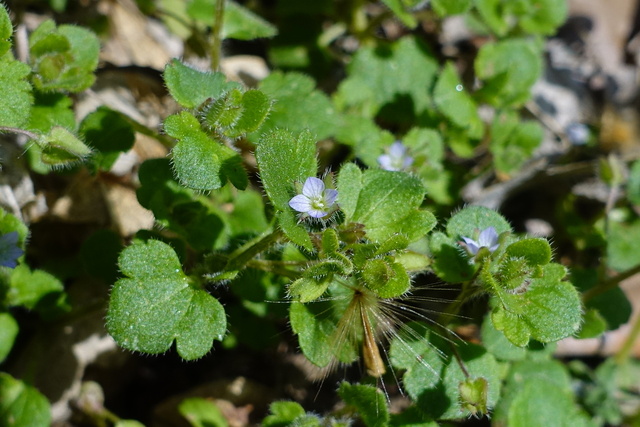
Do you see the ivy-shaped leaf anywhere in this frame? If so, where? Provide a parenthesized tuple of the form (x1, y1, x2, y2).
(29, 20, 99, 92)
(106, 239, 227, 360)
(390, 324, 501, 420)
(80, 107, 136, 172)
(0, 373, 51, 427)
(380, 0, 417, 28)
(433, 62, 482, 133)
(338, 382, 389, 427)
(475, 38, 542, 107)
(0, 57, 33, 128)
(0, 5, 12, 56)
(340, 169, 435, 243)
(255, 128, 317, 249)
(163, 59, 239, 109)
(490, 111, 543, 174)
(0, 312, 18, 364)
(256, 72, 337, 141)
(336, 37, 438, 122)
(491, 263, 582, 347)
(166, 111, 248, 191)
(186, 0, 277, 40)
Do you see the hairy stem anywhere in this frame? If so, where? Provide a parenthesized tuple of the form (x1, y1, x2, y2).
(210, 0, 226, 71)
(0, 126, 39, 140)
(225, 228, 284, 271)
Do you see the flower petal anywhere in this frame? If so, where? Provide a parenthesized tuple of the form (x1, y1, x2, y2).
(461, 236, 480, 255)
(378, 154, 394, 171)
(307, 208, 328, 218)
(478, 227, 498, 249)
(389, 141, 406, 158)
(289, 194, 312, 213)
(324, 189, 338, 207)
(302, 177, 325, 198)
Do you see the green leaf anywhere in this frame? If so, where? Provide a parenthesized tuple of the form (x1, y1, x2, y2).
(391, 325, 501, 420)
(607, 217, 640, 272)
(179, 397, 228, 427)
(490, 112, 543, 174)
(475, 0, 510, 36)
(403, 128, 453, 205)
(276, 209, 312, 251)
(106, 239, 227, 360)
(380, 0, 417, 28)
(571, 268, 631, 331)
(338, 382, 389, 427)
(29, 21, 99, 92)
(26, 92, 75, 133)
(257, 72, 337, 141)
(446, 205, 512, 240)
(505, 238, 552, 266)
(336, 37, 438, 121)
(289, 285, 359, 368)
(0, 373, 51, 427)
(0, 5, 12, 56)
(433, 62, 482, 131)
(37, 126, 92, 167)
(337, 163, 363, 222)
(187, 0, 277, 40)
(223, 0, 277, 40)
(491, 263, 582, 346)
(289, 301, 334, 367)
(504, 378, 592, 427)
(263, 401, 306, 426)
(518, 0, 568, 35)
(475, 38, 542, 107)
(256, 128, 317, 211)
(288, 277, 331, 303)
(163, 59, 236, 109)
(344, 169, 432, 243)
(7, 264, 65, 310)
(361, 258, 410, 298)
(166, 111, 248, 191)
(0, 57, 33, 128)
(0, 312, 18, 363)
(429, 231, 476, 283)
(576, 308, 607, 339)
(80, 107, 136, 172)
(431, 0, 472, 16)
(115, 421, 146, 427)
(229, 89, 272, 136)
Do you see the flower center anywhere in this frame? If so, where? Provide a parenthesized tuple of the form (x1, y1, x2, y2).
(309, 194, 326, 211)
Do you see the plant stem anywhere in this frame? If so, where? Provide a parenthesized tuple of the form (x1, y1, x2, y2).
(210, 0, 226, 71)
(225, 228, 284, 271)
(582, 264, 640, 303)
(246, 259, 302, 279)
(616, 309, 640, 364)
(0, 126, 39, 140)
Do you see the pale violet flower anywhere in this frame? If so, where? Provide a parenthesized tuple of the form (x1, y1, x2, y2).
(461, 227, 499, 255)
(0, 231, 23, 268)
(378, 141, 413, 171)
(289, 177, 338, 218)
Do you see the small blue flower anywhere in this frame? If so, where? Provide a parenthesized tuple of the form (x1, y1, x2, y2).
(289, 177, 338, 218)
(461, 227, 499, 255)
(378, 142, 413, 171)
(0, 231, 23, 268)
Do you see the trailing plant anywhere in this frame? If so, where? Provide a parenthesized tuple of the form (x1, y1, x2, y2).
(1, 1, 640, 426)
